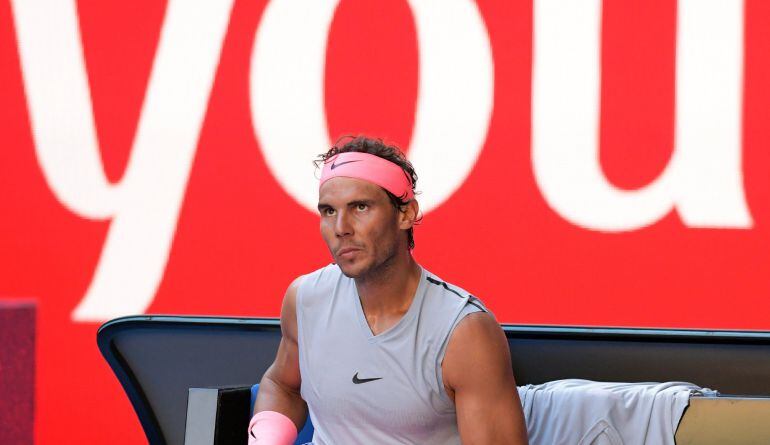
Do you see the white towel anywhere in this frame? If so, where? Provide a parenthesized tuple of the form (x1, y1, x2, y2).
(518, 379, 716, 445)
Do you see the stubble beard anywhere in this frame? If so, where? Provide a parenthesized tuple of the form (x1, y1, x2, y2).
(340, 237, 400, 284)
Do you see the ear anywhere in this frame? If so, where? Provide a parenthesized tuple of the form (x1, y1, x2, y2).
(398, 199, 420, 230)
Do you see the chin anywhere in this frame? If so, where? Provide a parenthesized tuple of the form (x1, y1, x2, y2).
(336, 257, 375, 279)
(337, 262, 365, 279)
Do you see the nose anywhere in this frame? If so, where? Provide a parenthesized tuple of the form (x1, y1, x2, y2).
(334, 210, 353, 238)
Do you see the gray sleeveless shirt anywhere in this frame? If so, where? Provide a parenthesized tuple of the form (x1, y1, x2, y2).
(296, 263, 490, 445)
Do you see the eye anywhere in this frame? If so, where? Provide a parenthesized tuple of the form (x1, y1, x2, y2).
(323, 208, 336, 216)
(356, 203, 368, 211)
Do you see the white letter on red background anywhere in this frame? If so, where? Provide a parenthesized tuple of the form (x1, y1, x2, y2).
(11, 0, 234, 320)
(532, 0, 752, 231)
(250, 0, 494, 213)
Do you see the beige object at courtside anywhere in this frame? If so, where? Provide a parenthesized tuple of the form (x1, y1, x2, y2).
(675, 396, 770, 444)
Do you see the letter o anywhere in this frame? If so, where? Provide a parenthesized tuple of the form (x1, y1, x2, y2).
(250, 0, 494, 213)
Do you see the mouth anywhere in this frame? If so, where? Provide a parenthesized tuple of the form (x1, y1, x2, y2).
(337, 247, 361, 258)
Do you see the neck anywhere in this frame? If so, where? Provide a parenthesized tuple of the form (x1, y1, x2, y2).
(354, 248, 421, 316)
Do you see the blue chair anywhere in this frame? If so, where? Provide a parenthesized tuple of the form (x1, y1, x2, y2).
(250, 384, 315, 444)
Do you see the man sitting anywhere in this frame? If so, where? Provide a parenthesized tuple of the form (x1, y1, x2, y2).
(250, 136, 528, 444)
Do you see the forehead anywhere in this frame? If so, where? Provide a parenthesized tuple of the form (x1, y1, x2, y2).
(318, 177, 388, 204)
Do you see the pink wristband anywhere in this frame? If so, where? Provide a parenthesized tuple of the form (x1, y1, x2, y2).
(247, 410, 298, 445)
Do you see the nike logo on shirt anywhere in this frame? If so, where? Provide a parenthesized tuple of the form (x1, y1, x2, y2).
(352, 372, 382, 384)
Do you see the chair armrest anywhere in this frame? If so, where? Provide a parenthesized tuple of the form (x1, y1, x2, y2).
(184, 386, 252, 445)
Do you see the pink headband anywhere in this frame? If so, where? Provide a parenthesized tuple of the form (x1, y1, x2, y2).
(319, 152, 414, 201)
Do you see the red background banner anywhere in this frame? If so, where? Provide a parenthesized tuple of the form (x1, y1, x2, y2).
(1, 0, 770, 443)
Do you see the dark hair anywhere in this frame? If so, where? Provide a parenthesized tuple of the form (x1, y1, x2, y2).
(315, 135, 421, 250)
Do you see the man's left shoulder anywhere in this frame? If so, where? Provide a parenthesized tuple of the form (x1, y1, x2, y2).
(442, 311, 510, 391)
(450, 311, 503, 344)
(446, 308, 509, 372)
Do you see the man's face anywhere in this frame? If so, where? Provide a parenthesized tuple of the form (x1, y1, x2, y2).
(318, 177, 406, 279)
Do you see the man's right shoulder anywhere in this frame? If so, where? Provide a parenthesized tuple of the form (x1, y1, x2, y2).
(291, 263, 342, 307)
(282, 264, 340, 341)
(288, 262, 339, 297)
(300, 263, 342, 287)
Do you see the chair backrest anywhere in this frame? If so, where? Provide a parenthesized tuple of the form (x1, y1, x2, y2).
(98, 316, 770, 444)
(250, 383, 314, 444)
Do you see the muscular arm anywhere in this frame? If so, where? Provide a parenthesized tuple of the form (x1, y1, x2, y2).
(253, 276, 307, 432)
(442, 312, 529, 445)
